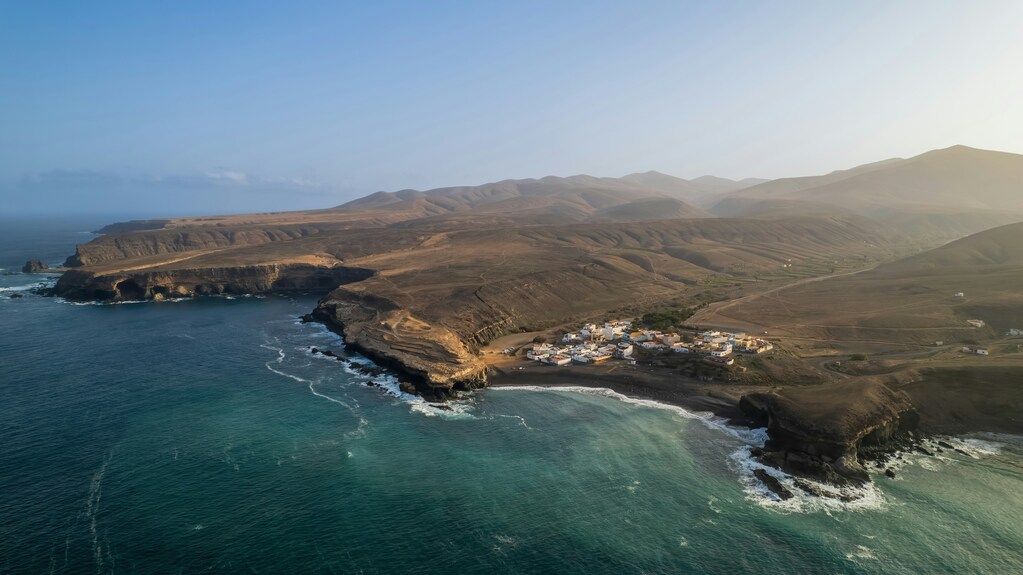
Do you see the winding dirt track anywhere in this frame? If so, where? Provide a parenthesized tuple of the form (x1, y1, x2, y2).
(688, 264, 878, 328)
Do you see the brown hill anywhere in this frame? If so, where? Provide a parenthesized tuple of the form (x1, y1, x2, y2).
(712, 145, 1023, 218)
(691, 222, 1023, 436)
(333, 172, 743, 222)
(335, 174, 709, 221)
(692, 221, 1023, 344)
(876, 221, 1023, 272)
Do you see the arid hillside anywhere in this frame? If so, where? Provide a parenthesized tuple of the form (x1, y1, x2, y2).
(54, 146, 1023, 402)
(690, 223, 1023, 434)
(691, 222, 1023, 341)
(712, 145, 1023, 220)
(333, 173, 718, 221)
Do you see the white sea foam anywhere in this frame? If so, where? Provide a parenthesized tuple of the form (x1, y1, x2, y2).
(489, 385, 896, 513)
(58, 297, 190, 306)
(881, 434, 1008, 475)
(728, 446, 888, 513)
(276, 314, 478, 420)
(845, 545, 877, 562)
(298, 332, 476, 420)
(0, 282, 45, 292)
(260, 343, 358, 412)
(495, 413, 532, 430)
(490, 385, 767, 445)
(368, 372, 476, 419)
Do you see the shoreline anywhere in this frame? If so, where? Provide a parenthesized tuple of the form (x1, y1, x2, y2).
(487, 361, 758, 426)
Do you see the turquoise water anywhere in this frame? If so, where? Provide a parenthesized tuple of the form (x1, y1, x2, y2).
(1, 220, 1022, 574)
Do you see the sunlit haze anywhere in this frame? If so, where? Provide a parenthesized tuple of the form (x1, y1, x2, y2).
(2, 0, 1022, 215)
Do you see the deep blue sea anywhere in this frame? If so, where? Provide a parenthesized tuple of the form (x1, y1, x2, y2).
(1, 217, 1021, 574)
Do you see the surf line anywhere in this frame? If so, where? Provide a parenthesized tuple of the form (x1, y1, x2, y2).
(491, 385, 766, 445)
(260, 342, 357, 412)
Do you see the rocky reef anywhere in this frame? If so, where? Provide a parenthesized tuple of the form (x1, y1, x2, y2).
(53, 264, 374, 302)
(739, 380, 918, 485)
(22, 260, 48, 273)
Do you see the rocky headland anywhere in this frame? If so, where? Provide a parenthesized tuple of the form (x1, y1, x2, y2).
(54, 263, 374, 302)
(739, 380, 919, 486)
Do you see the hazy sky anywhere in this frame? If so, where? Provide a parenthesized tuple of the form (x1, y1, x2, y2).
(2, 1, 1022, 215)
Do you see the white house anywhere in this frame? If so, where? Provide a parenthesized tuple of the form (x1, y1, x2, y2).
(526, 343, 555, 361)
(545, 354, 572, 366)
(710, 344, 733, 357)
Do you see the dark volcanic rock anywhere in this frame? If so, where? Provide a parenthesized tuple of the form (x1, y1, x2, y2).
(739, 380, 918, 486)
(53, 263, 373, 302)
(9, 293, 24, 299)
(793, 478, 826, 497)
(754, 469, 794, 500)
(885, 468, 896, 479)
(792, 478, 859, 502)
(22, 260, 48, 273)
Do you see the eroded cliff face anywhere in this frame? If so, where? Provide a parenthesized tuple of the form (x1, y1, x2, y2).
(64, 225, 337, 268)
(54, 264, 374, 302)
(314, 291, 488, 400)
(739, 380, 918, 485)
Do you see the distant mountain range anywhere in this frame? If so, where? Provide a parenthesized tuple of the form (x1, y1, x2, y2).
(329, 144, 1023, 230)
(334, 172, 766, 223)
(711, 145, 1023, 218)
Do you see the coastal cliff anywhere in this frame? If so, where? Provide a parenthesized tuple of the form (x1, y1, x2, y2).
(739, 380, 918, 484)
(313, 291, 488, 400)
(63, 224, 338, 268)
(54, 263, 374, 302)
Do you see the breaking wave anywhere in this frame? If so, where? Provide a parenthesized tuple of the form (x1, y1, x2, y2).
(490, 385, 766, 444)
(880, 434, 1008, 475)
(490, 385, 894, 513)
(265, 321, 475, 421)
(0, 282, 46, 292)
(728, 446, 887, 513)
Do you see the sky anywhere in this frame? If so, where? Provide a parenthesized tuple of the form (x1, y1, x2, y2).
(2, 0, 1022, 216)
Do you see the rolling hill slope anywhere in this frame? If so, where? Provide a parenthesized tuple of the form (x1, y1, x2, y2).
(712, 145, 1023, 219)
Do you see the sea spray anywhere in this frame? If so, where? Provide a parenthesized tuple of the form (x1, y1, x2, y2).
(490, 385, 894, 512)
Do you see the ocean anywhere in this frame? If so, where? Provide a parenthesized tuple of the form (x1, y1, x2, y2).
(1, 217, 1021, 574)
